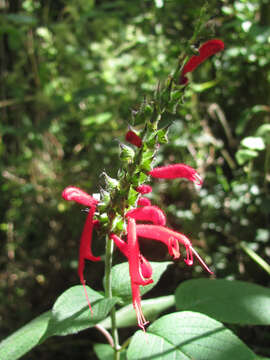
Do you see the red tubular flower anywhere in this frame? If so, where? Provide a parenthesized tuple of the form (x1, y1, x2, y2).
(78, 205, 101, 314)
(127, 218, 153, 286)
(136, 184, 152, 194)
(126, 205, 166, 226)
(149, 163, 202, 185)
(138, 197, 151, 206)
(62, 186, 98, 207)
(110, 233, 153, 279)
(180, 39, 224, 84)
(62, 186, 100, 314)
(126, 130, 142, 148)
(127, 218, 152, 330)
(136, 224, 213, 274)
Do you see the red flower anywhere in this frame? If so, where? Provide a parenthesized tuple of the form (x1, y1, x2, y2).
(62, 186, 98, 207)
(110, 233, 153, 279)
(137, 197, 151, 206)
(62, 186, 100, 314)
(149, 163, 202, 185)
(127, 218, 153, 330)
(136, 224, 180, 260)
(127, 218, 153, 287)
(136, 224, 213, 274)
(180, 39, 224, 84)
(136, 184, 152, 194)
(126, 130, 142, 148)
(126, 205, 166, 226)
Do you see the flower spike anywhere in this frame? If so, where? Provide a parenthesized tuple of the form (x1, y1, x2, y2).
(62, 186, 98, 207)
(126, 205, 166, 226)
(149, 163, 202, 185)
(180, 39, 224, 84)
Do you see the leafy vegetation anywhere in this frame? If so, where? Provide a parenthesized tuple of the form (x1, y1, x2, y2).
(1, 0, 270, 359)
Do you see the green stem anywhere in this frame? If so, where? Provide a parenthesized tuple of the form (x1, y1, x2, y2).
(104, 235, 120, 360)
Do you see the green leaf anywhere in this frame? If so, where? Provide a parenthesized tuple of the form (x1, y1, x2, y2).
(120, 144, 135, 163)
(0, 311, 51, 360)
(256, 124, 270, 144)
(5, 13, 37, 25)
(241, 136, 265, 151)
(99, 295, 175, 328)
(175, 279, 270, 325)
(94, 344, 126, 360)
(43, 285, 117, 338)
(127, 312, 255, 360)
(111, 261, 172, 303)
(140, 148, 155, 172)
(127, 186, 138, 206)
(82, 112, 112, 126)
(191, 80, 219, 92)
(235, 149, 258, 165)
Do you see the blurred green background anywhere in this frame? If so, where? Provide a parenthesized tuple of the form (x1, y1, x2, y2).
(1, 0, 270, 358)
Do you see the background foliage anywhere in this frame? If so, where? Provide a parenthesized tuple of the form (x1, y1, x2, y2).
(1, 0, 270, 358)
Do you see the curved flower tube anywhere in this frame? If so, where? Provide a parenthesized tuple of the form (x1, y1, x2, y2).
(136, 224, 213, 274)
(149, 163, 202, 186)
(180, 39, 224, 84)
(62, 186, 98, 207)
(126, 205, 166, 226)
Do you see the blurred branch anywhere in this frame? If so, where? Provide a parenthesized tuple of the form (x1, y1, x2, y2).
(240, 242, 270, 276)
(0, 96, 34, 109)
(208, 103, 236, 148)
